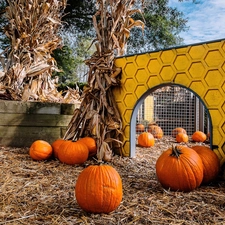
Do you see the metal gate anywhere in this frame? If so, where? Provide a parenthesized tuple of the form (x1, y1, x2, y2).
(136, 85, 209, 136)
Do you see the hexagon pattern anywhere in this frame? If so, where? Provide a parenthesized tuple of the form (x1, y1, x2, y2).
(113, 39, 225, 165)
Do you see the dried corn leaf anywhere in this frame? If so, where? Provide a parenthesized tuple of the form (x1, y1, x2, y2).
(64, 0, 145, 161)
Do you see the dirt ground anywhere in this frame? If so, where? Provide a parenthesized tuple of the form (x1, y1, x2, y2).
(0, 136, 225, 225)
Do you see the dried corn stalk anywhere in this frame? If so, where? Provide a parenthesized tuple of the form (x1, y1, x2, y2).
(64, 0, 144, 161)
(0, 0, 77, 103)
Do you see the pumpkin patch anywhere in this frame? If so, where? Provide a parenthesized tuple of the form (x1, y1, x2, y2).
(77, 137, 97, 157)
(138, 132, 155, 147)
(147, 124, 163, 139)
(29, 140, 53, 161)
(75, 164, 123, 213)
(176, 133, 189, 143)
(156, 145, 204, 192)
(58, 140, 89, 165)
(172, 127, 187, 138)
(51, 139, 66, 158)
(191, 145, 220, 184)
(192, 131, 207, 142)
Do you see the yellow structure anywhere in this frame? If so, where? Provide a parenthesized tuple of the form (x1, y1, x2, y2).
(113, 39, 225, 165)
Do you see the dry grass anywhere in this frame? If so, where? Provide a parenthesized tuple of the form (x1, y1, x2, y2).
(0, 136, 225, 225)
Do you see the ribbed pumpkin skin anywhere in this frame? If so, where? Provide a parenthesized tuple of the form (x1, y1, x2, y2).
(75, 164, 123, 213)
(51, 139, 65, 158)
(29, 140, 52, 161)
(138, 132, 155, 147)
(172, 127, 187, 138)
(191, 145, 220, 184)
(147, 125, 163, 138)
(58, 140, 88, 165)
(156, 145, 204, 192)
(192, 131, 207, 142)
(77, 137, 97, 157)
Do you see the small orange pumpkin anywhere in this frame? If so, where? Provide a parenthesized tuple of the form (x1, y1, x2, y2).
(58, 140, 89, 165)
(191, 145, 220, 184)
(29, 140, 53, 161)
(51, 139, 66, 158)
(75, 164, 123, 213)
(147, 125, 163, 139)
(138, 132, 155, 147)
(192, 131, 207, 142)
(176, 133, 189, 143)
(156, 145, 203, 192)
(77, 137, 97, 157)
(136, 123, 145, 133)
(172, 127, 187, 138)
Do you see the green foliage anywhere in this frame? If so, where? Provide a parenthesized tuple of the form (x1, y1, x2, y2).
(52, 45, 79, 83)
(0, 0, 9, 52)
(63, 0, 96, 32)
(127, 0, 188, 53)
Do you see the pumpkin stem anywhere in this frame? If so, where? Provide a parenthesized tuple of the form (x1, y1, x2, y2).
(170, 145, 183, 158)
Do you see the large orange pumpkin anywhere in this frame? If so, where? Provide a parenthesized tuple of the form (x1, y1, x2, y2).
(172, 127, 187, 138)
(77, 137, 97, 157)
(75, 164, 123, 213)
(51, 139, 66, 158)
(138, 132, 155, 147)
(29, 140, 53, 161)
(156, 145, 203, 192)
(191, 145, 220, 184)
(147, 125, 163, 139)
(58, 140, 88, 165)
(192, 131, 207, 142)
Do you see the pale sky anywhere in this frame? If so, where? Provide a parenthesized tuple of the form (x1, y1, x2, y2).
(168, 0, 225, 45)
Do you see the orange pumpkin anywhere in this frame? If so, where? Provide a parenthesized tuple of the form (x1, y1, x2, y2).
(176, 133, 189, 143)
(136, 123, 145, 133)
(156, 145, 203, 192)
(77, 137, 97, 157)
(172, 127, 187, 138)
(138, 132, 155, 147)
(29, 140, 53, 161)
(75, 164, 123, 213)
(51, 139, 66, 158)
(58, 140, 89, 165)
(147, 125, 163, 139)
(192, 131, 207, 142)
(191, 145, 220, 184)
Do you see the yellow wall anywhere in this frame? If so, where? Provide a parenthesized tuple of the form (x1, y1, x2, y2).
(113, 39, 225, 165)
(144, 95, 154, 122)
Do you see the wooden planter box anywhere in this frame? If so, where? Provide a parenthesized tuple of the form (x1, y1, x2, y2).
(0, 100, 80, 147)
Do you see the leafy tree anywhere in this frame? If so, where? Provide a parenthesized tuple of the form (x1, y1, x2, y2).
(0, 0, 9, 53)
(63, 0, 95, 33)
(127, 0, 188, 53)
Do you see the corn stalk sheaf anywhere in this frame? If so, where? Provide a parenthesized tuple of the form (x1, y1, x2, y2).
(0, 0, 80, 103)
(64, 0, 144, 161)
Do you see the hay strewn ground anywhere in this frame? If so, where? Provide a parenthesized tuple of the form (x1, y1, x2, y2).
(0, 136, 225, 225)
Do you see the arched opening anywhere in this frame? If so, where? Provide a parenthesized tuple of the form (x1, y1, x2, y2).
(130, 84, 212, 157)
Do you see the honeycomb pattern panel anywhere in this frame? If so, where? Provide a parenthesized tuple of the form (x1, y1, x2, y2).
(188, 62, 206, 79)
(205, 70, 223, 87)
(113, 39, 225, 166)
(205, 50, 224, 67)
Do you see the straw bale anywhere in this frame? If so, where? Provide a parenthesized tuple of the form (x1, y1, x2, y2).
(0, 136, 224, 224)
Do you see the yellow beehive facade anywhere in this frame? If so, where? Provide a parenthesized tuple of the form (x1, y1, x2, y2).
(113, 39, 225, 166)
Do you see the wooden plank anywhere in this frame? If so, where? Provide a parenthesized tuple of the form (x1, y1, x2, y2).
(61, 103, 80, 115)
(0, 126, 62, 147)
(0, 114, 72, 126)
(0, 100, 62, 114)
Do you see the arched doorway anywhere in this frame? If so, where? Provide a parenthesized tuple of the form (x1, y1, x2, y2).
(131, 84, 212, 157)
(113, 38, 225, 165)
